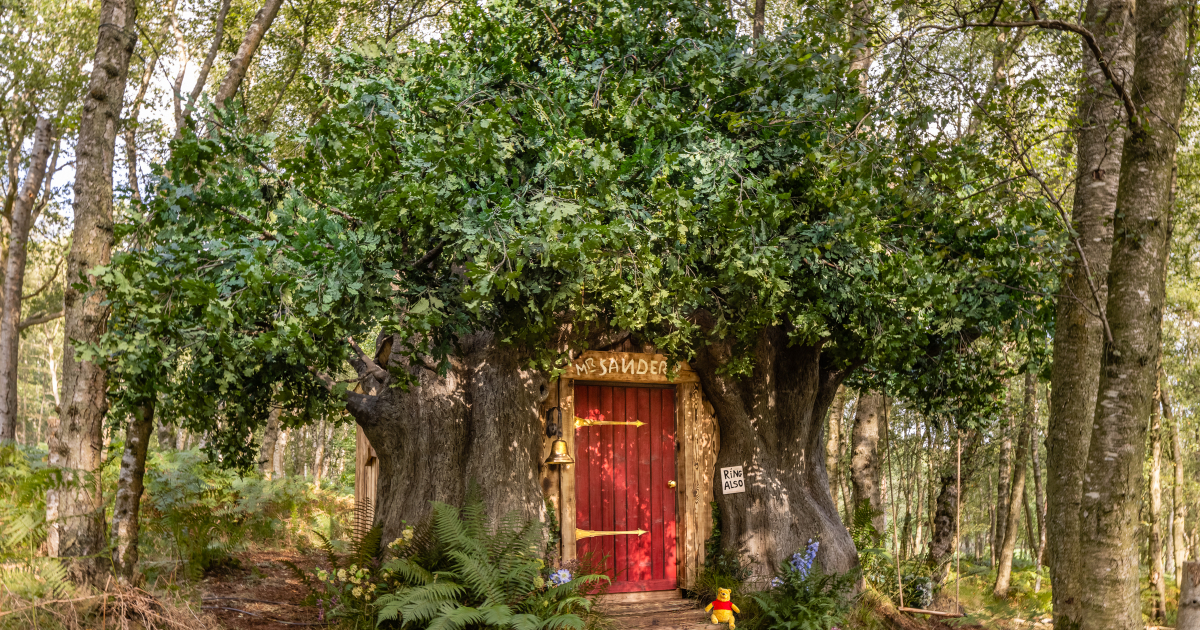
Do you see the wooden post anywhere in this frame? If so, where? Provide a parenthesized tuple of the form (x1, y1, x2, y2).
(1180, 562, 1200, 630)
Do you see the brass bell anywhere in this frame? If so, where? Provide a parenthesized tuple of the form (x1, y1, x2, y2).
(545, 438, 575, 465)
(543, 406, 574, 466)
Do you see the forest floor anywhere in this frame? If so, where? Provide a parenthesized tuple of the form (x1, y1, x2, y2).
(198, 551, 323, 630)
(191, 551, 993, 630)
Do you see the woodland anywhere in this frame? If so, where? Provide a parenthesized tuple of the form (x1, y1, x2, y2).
(1, 0, 1200, 629)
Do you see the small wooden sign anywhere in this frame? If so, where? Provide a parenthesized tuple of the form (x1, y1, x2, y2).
(566, 351, 699, 383)
(720, 466, 746, 494)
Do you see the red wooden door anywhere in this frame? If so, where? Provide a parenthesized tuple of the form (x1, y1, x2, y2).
(575, 385, 677, 593)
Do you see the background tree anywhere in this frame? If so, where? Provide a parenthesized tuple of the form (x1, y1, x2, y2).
(46, 0, 138, 585)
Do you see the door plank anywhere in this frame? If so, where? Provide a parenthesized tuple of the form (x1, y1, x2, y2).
(663, 388, 677, 582)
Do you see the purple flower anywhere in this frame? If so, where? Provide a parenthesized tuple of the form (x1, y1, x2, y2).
(548, 569, 573, 587)
(788, 539, 819, 579)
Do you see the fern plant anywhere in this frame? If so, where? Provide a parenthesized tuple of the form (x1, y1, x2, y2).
(0, 443, 72, 599)
(373, 499, 607, 630)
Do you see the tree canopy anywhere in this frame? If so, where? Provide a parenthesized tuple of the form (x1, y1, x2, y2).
(95, 0, 1060, 465)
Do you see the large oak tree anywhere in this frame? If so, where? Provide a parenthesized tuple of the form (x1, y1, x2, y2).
(97, 0, 1056, 576)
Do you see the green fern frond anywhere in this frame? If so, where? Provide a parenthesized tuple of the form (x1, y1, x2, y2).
(352, 524, 382, 567)
(536, 613, 588, 630)
(426, 603, 486, 630)
(312, 529, 340, 571)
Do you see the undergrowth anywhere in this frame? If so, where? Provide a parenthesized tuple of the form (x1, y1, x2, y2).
(290, 496, 610, 630)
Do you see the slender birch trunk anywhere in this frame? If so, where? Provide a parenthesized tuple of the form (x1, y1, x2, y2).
(1045, 0, 1134, 626)
(214, 0, 284, 107)
(1150, 384, 1167, 621)
(994, 408, 1014, 558)
(46, 0, 138, 585)
(1164, 373, 1189, 576)
(995, 371, 1034, 597)
(0, 118, 52, 442)
(1078, 1, 1188, 626)
(110, 401, 154, 582)
(826, 385, 845, 513)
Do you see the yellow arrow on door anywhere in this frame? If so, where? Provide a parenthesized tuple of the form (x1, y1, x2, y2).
(574, 417, 646, 429)
(575, 528, 648, 540)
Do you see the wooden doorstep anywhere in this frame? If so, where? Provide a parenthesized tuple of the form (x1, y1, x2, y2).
(599, 589, 683, 605)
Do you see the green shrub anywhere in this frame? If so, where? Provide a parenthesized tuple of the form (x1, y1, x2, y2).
(140, 448, 351, 579)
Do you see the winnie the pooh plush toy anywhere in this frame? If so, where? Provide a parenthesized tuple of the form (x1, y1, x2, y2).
(705, 587, 740, 628)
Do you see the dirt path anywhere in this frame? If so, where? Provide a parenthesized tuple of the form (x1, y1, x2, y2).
(199, 551, 326, 629)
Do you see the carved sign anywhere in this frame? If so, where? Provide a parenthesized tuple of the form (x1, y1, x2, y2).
(565, 351, 699, 383)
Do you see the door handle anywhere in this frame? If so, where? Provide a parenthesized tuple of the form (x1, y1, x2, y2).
(668, 480, 677, 489)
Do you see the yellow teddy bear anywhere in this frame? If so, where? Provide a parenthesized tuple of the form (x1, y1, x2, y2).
(705, 587, 740, 629)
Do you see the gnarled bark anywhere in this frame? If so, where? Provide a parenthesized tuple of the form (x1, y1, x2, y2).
(46, 0, 138, 585)
(0, 117, 52, 442)
(850, 391, 886, 543)
(1045, 0, 1134, 625)
(343, 331, 548, 544)
(1181, 562, 1200, 630)
(692, 328, 859, 576)
(1077, 0, 1187, 626)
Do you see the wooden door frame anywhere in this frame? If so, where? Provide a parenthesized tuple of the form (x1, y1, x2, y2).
(558, 351, 704, 589)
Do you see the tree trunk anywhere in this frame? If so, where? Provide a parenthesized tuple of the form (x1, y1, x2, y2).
(0, 117, 52, 442)
(1046, 0, 1134, 626)
(989, 469, 996, 566)
(851, 391, 886, 543)
(926, 431, 980, 583)
(691, 329, 858, 575)
(1164, 373, 1189, 576)
(180, 0, 232, 123)
(312, 415, 327, 489)
(259, 405, 281, 475)
(847, 0, 873, 86)
(1031, 407, 1047, 566)
(46, 0, 138, 585)
(214, 0, 284, 107)
(110, 401, 154, 583)
(1077, 1, 1187, 626)
(995, 371, 1034, 597)
(272, 428, 288, 477)
(341, 331, 548, 544)
(1180, 562, 1200, 630)
(826, 385, 845, 517)
(1150, 384, 1167, 621)
(751, 0, 765, 39)
(993, 409, 1013, 558)
(1032, 406, 1048, 591)
(156, 421, 174, 449)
